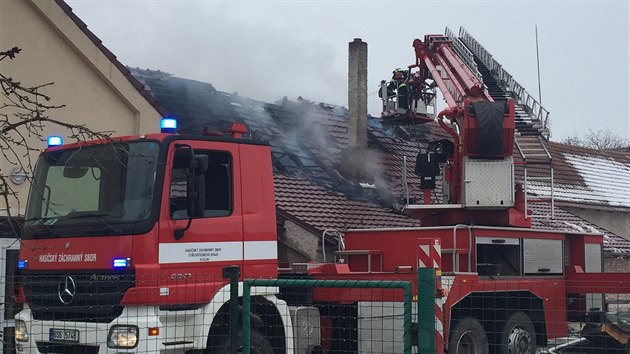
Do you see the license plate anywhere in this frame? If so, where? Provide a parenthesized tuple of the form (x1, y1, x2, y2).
(49, 328, 79, 342)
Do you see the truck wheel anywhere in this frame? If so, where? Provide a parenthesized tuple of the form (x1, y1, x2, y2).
(498, 312, 536, 354)
(448, 317, 489, 354)
(214, 330, 274, 354)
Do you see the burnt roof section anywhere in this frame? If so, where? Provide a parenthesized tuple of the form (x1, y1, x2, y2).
(54, 0, 168, 117)
(129, 68, 630, 253)
(129, 67, 451, 205)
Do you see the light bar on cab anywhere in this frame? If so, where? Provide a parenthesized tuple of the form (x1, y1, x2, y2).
(17, 260, 27, 269)
(47, 136, 63, 147)
(113, 258, 131, 269)
(160, 118, 177, 134)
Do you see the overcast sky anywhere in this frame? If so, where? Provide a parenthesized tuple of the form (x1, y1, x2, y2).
(66, 0, 629, 142)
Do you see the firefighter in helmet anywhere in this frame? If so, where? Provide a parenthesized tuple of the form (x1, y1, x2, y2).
(391, 68, 409, 110)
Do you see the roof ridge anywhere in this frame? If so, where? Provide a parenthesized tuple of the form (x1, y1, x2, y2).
(54, 0, 168, 117)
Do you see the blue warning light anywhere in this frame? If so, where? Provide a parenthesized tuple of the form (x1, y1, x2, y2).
(160, 118, 178, 134)
(47, 136, 63, 147)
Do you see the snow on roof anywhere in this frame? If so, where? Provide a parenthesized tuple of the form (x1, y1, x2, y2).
(562, 153, 630, 207)
(522, 141, 630, 210)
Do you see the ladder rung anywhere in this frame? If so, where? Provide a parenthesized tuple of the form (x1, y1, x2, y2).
(523, 162, 553, 166)
(528, 214, 554, 219)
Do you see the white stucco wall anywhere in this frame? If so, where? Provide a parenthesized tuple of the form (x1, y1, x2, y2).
(0, 0, 162, 215)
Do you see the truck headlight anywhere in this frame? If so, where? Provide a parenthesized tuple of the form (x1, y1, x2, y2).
(15, 319, 29, 342)
(107, 325, 139, 349)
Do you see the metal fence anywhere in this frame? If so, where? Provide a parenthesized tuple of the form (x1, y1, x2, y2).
(2, 270, 630, 353)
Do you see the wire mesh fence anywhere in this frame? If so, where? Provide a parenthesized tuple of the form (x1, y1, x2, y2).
(1, 271, 630, 353)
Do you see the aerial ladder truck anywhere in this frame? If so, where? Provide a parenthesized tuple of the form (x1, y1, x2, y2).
(10, 34, 630, 354)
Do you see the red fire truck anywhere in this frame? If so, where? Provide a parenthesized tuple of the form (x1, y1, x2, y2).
(13, 35, 630, 354)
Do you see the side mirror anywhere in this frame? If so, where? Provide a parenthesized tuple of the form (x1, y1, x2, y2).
(174, 145, 208, 240)
(63, 166, 89, 179)
(187, 154, 208, 218)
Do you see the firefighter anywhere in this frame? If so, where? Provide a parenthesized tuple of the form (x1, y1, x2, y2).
(391, 68, 409, 110)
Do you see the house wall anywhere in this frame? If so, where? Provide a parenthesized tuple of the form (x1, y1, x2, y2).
(605, 255, 630, 272)
(604, 255, 630, 312)
(278, 219, 344, 266)
(0, 0, 162, 215)
(564, 207, 630, 241)
(282, 220, 321, 262)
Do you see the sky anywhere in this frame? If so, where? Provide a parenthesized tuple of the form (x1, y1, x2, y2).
(66, 0, 629, 142)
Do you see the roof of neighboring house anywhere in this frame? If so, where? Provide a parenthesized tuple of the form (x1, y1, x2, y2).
(129, 67, 630, 255)
(529, 202, 630, 256)
(524, 141, 630, 210)
(54, 0, 168, 117)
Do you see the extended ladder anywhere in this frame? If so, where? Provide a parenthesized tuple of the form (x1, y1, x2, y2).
(515, 134, 554, 218)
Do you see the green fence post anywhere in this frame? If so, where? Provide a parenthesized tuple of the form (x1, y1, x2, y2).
(242, 281, 251, 354)
(222, 266, 241, 354)
(402, 282, 413, 354)
(418, 268, 436, 354)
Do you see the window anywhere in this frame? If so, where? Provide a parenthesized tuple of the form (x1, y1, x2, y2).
(476, 237, 522, 276)
(24, 142, 159, 228)
(170, 150, 232, 219)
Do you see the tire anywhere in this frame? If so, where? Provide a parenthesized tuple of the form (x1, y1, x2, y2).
(212, 329, 274, 354)
(497, 312, 536, 354)
(448, 317, 490, 354)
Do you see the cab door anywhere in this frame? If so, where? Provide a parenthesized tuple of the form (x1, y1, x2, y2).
(157, 139, 243, 292)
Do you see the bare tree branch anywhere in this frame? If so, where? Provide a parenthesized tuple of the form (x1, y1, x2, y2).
(1, 47, 113, 233)
(563, 128, 630, 150)
(0, 47, 21, 61)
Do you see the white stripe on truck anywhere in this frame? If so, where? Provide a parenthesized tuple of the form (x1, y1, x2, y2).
(158, 241, 277, 264)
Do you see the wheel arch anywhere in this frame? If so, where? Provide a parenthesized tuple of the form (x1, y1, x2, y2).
(205, 295, 289, 354)
(448, 291, 547, 347)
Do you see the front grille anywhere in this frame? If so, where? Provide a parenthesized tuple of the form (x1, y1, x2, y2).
(21, 271, 134, 323)
(36, 342, 99, 354)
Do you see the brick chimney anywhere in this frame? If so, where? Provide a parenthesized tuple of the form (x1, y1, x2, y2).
(342, 38, 378, 183)
(347, 38, 368, 149)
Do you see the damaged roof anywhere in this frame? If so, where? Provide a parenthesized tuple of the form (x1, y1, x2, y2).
(130, 68, 427, 230)
(129, 67, 449, 204)
(129, 68, 630, 255)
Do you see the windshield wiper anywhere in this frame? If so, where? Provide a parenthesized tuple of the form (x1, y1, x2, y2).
(89, 224, 123, 235)
(86, 215, 123, 235)
(32, 228, 62, 238)
(25, 217, 60, 227)
(64, 211, 111, 219)
(65, 212, 123, 234)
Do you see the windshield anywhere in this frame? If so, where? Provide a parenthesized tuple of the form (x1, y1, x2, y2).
(24, 141, 160, 235)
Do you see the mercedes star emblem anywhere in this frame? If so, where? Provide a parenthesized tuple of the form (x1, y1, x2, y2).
(58, 275, 76, 305)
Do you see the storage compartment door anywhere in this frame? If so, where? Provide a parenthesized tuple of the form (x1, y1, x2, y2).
(523, 238, 563, 275)
(584, 243, 604, 311)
